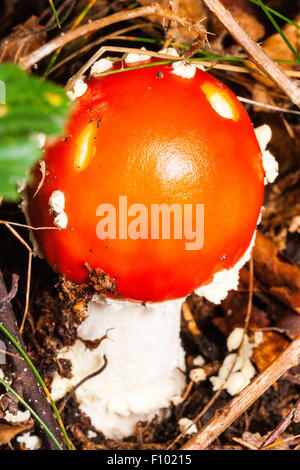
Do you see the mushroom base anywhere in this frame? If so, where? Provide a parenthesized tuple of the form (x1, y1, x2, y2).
(51, 297, 186, 439)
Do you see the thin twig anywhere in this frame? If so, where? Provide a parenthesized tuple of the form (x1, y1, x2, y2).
(0, 220, 58, 231)
(201, 0, 300, 106)
(64, 46, 300, 92)
(181, 336, 300, 450)
(48, 23, 152, 75)
(168, 383, 223, 449)
(0, 348, 25, 360)
(181, 380, 194, 403)
(58, 355, 108, 413)
(237, 96, 300, 116)
(19, 3, 206, 70)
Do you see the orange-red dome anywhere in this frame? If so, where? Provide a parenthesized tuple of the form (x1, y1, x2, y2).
(27, 62, 264, 302)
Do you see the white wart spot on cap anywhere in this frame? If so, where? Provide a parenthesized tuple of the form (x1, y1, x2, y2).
(159, 47, 179, 57)
(125, 48, 151, 64)
(67, 78, 88, 101)
(54, 212, 68, 229)
(90, 58, 113, 76)
(49, 190, 65, 214)
(201, 82, 239, 121)
(49, 190, 68, 229)
(209, 93, 236, 120)
(171, 61, 196, 79)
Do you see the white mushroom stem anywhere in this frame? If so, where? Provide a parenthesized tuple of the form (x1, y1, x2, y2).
(51, 297, 186, 439)
(50, 223, 259, 439)
(49, 124, 277, 439)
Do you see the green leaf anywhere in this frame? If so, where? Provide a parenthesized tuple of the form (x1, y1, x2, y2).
(0, 64, 72, 201)
(0, 136, 40, 200)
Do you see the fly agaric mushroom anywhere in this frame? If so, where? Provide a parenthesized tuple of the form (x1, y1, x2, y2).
(25, 52, 276, 438)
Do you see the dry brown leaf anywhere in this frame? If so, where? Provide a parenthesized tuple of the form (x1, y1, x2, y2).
(139, 0, 208, 44)
(261, 169, 300, 251)
(0, 16, 46, 63)
(278, 313, 300, 340)
(259, 115, 300, 173)
(251, 83, 278, 110)
(242, 431, 291, 450)
(209, 0, 265, 47)
(0, 421, 33, 446)
(252, 331, 289, 372)
(213, 291, 270, 337)
(221, 0, 265, 41)
(253, 231, 300, 313)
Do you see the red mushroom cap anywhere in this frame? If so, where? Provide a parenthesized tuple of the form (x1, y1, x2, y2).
(27, 61, 264, 302)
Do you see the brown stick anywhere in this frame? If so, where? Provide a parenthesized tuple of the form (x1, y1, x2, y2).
(181, 336, 300, 450)
(18, 3, 206, 70)
(0, 271, 67, 450)
(201, 0, 300, 106)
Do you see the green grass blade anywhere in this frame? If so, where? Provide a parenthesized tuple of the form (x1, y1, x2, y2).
(254, 0, 300, 62)
(48, 0, 61, 29)
(95, 57, 257, 78)
(250, 0, 300, 30)
(0, 322, 72, 450)
(114, 35, 300, 66)
(43, 50, 61, 79)
(44, 0, 96, 78)
(0, 377, 63, 450)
